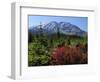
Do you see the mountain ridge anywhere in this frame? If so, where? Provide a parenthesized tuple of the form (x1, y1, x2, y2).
(29, 21, 87, 37)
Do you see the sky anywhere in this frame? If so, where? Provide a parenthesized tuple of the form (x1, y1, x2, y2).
(28, 15, 88, 32)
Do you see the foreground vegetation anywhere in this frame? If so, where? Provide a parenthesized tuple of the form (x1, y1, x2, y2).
(28, 30, 88, 66)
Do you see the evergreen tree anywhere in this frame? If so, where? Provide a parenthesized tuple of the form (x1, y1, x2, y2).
(28, 29, 33, 43)
(39, 22, 44, 36)
(57, 26, 60, 38)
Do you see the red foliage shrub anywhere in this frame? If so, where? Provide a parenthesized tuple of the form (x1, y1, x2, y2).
(50, 44, 87, 65)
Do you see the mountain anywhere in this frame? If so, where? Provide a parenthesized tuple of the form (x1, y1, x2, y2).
(59, 22, 87, 36)
(29, 21, 87, 37)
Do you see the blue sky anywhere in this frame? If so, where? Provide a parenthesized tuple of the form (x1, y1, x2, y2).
(28, 15, 88, 32)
